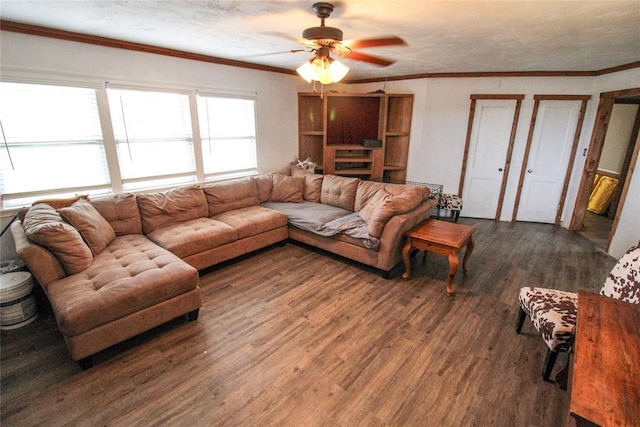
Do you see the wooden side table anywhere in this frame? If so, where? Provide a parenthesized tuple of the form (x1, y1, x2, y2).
(568, 291, 640, 426)
(402, 219, 476, 295)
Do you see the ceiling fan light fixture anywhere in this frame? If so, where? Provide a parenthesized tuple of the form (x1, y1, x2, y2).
(297, 55, 349, 84)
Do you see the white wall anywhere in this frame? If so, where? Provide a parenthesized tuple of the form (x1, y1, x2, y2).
(599, 104, 638, 174)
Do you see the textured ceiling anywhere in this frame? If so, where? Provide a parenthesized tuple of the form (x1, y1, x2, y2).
(1, 0, 639, 81)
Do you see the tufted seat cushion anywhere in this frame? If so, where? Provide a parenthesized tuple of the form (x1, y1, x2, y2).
(46, 234, 199, 337)
(518, 287, 578, 352)
(145, 218, 238, 259)
(212, 205, 288, 239)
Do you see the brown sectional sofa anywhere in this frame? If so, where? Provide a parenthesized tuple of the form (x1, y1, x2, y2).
(11, 167, 435, 367)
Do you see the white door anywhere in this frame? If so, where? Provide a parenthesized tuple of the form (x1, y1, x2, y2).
(462, 100, 516, 218)
(516, 101, 581, 223)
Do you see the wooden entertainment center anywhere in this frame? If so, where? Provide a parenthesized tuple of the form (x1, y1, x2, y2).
(298, 92, 413, 183)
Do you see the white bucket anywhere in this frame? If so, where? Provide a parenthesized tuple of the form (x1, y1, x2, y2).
(0, 272, 38, 330)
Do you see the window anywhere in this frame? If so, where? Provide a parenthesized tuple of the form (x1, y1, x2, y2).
(108, 88, 195, 191)
(0, 82, 109, 208)
(198, 95, 257, 179)
(0, 82, 261, 210)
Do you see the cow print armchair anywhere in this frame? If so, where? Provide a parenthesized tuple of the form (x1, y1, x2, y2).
(516, 246, 640, 384)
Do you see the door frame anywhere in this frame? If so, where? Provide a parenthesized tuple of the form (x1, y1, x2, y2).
(569, 87, 640, 251)
(458, 94, 524, 220)
(511, 95, 591, 224)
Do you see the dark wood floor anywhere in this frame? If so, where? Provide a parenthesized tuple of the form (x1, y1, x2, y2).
(1, 219, 617, 426)
(577, 211, 613, 249)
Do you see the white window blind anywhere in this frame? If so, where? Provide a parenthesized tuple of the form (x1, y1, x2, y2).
(108, 88, 195, 191)
(197, 95, 257, 179)
(0, 82, 109, 208)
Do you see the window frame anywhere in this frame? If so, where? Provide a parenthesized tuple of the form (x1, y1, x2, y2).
(196, 92, 259, 182)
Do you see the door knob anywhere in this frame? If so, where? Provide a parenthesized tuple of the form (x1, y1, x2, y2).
(527, 169, 533, 173)
(498, 168, 503, 172)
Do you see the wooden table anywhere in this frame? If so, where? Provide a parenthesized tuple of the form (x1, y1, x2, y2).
(401, 219, 476, 295)
(569, 291, 640, 426)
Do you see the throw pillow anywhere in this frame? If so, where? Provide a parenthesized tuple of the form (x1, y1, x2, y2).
(269, 174, 305, 203)
(359, 188, 391, 223)
(23, 204, 93, 275)
(32, 194, 90, 209)
(59, 199, 116, 256)
(366, 191, 424, 238)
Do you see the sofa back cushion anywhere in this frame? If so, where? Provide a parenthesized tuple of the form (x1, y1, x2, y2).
(321, 175, 360, 211)
(202, 179, 260, 216)
(90, 193, 143, 235)
(137, 186, 208, 234)
(269, 174, 304, 203)
(23, 204, 93, 275)
(58, 200, 116, 256)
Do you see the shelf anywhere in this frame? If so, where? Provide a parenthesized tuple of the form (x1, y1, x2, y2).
(328, 144, 377, 150)
(334, 168, 372, 175)
(298, 92, 413, 182)
(335, 156, 372, 163)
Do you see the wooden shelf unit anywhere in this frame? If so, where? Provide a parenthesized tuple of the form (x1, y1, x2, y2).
(298, 92, 413, 182)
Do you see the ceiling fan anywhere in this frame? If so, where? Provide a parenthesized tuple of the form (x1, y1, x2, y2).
(294, 2, 407, 84)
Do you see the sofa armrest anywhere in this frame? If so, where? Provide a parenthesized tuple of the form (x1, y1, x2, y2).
(11, 220, 66, 290)
(376, 198, 437, 271)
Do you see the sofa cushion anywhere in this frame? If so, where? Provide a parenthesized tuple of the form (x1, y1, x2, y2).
(146, 218, 238, 259)
(366, 190, 424, 238)
(359, 188, 391, 223)
(18, 194, 91, 223)
(23, 204, 93, 275)
(212, 206, 288, 239)
(303, 174, 324, 203)
(202, 179, 260, 216)
(137, 186, 208, 234)
(33, 194, 90, 209)
(355, 181, 430, 211)
(263, 201, 351, 234)
(59, 200, 116, 256)
(270, 174, 304, 203)
(46, 234, 199, 337)
(321, 175, 360, 211)
(91, 193, 142, 235)
(254, 173, 274, 203)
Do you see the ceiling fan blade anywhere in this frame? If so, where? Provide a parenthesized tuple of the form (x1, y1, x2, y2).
(243, 49, 308, 59)
(342, 36, 407, 50)
(342, 50, 396, 67)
